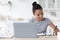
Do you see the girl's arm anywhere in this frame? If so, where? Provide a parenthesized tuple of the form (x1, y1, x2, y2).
(49, 22, 59, 35)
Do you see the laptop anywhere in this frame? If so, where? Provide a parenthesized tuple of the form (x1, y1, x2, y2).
(13, 23, 38, 38)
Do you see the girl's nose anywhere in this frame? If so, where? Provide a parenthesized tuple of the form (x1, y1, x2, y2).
(39, 15, 42, 17)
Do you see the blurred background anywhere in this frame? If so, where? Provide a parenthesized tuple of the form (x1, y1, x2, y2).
(0, 0, 60, 38)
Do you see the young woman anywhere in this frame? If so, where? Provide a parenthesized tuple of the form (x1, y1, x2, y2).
(29, 2, 59, 35)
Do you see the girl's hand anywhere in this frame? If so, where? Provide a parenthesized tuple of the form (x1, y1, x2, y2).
(54, 26, 59, 35)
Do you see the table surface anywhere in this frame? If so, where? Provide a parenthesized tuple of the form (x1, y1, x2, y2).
(0, 36, 57, 40)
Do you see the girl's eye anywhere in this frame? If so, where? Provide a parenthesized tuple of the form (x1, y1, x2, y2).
(37, 14, 40, 16)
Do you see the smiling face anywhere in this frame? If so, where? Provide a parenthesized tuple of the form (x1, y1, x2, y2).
(33, 9, 43, 21)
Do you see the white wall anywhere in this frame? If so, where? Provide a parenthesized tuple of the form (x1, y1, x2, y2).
(0, 0, 37, 20)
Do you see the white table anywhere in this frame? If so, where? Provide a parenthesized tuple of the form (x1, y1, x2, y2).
(0, 36, 57, 40)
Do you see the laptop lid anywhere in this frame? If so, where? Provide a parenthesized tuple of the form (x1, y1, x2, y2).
(13, 23, 38, 38)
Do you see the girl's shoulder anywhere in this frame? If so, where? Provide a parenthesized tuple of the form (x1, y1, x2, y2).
(43, 18, 50, 21)
(43, 18, 51, 25)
